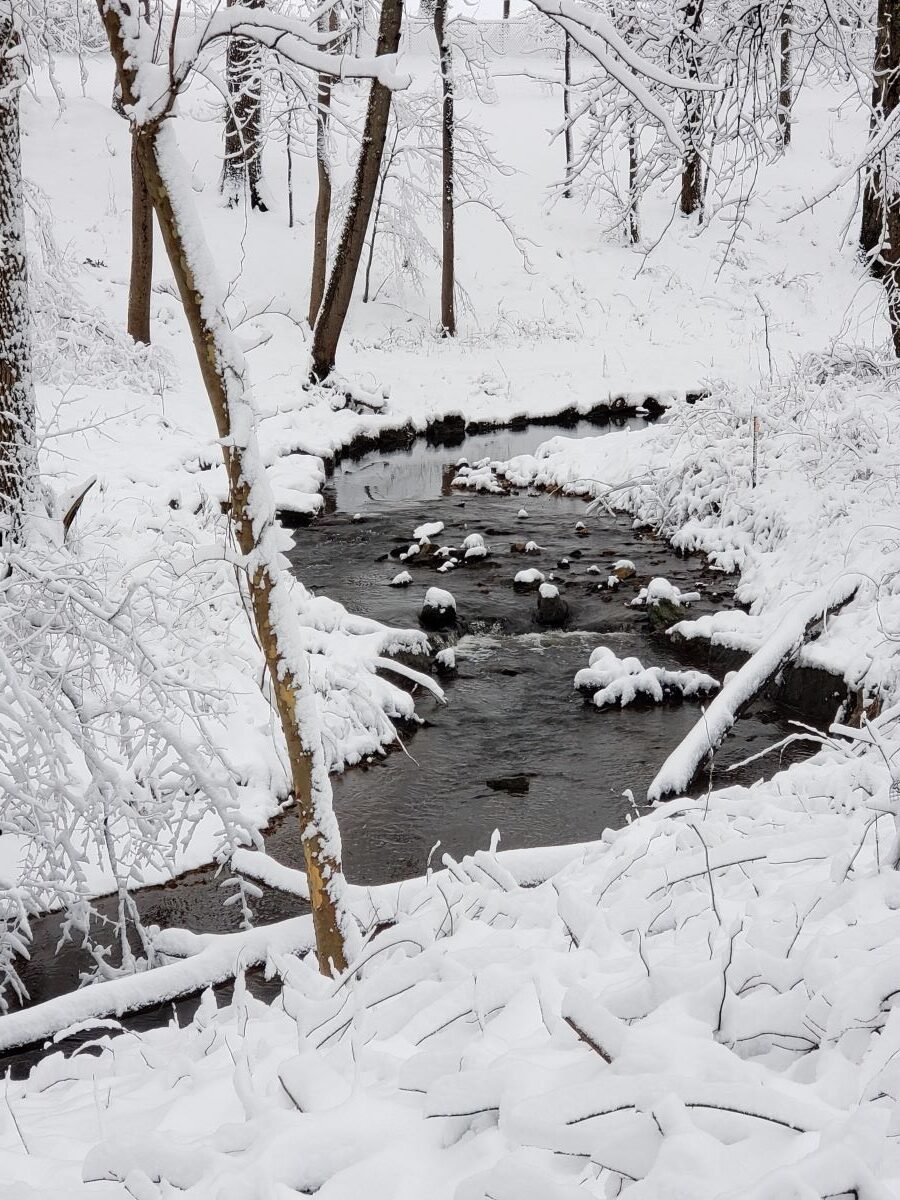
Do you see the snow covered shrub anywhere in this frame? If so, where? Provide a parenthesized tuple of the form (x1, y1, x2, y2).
(0, 530, 257, 1006)
(24, 183, 174, 393)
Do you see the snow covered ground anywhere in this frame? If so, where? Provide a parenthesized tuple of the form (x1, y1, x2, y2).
(9, 31, 900, 1197)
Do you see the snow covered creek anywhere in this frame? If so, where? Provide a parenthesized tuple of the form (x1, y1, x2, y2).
(3, 412, 848, 1076)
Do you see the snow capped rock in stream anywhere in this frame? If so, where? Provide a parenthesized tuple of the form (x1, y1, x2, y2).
(575, 645, 720, 707)
(420, 587, 457, 629)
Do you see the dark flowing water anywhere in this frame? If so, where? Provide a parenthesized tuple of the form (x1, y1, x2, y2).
(1, 413, 844, 1075)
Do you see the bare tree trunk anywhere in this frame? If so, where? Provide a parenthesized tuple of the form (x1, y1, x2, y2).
(98, 0, 351, 974)
(502, 0, 510, 17)
(563, 31, 573, 199)
(435, 0, 456, 335)
(875, 1, 900, 351)
(0, 11, 37, 535)
(778, 1, 792, 149)
(310, 0, 404, 382)
(308, 7, 340, 328)
(627, 107, 640, 243)
(677, 0, 704, 217)
(127, 135, 153, 344)
(861, 0, 900, 270)
(221, 0, 268, 212)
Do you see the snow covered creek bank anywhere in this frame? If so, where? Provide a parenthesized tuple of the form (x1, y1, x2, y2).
(2, 414, 846, 1076)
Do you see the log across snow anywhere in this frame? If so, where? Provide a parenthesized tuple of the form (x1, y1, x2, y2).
(575, 645, 719, 708)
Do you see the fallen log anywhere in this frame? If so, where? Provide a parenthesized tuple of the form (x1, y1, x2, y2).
(647, 575, 860, 803)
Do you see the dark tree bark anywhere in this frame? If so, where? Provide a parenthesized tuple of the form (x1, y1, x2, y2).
(502, 0, 510, 18)
(563, 31, 574, 199)
(677, 0, 704, 217)
(627, 108, 640, 243)
(0, 12, 37, 534)
(127, 135, 153, 344)
(861, 0, 900, 270)
(308, 7, 340, 328)
(435, 0, 456, 335)
(221, 0, 268, 212)
(778, 1, 792, 149)
(874, 3, 900, 351)
(310, 0, 405, 381)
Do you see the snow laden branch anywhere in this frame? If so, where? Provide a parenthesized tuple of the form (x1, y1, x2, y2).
(526, 0, 721, 150)
(104, 0, 408, 127)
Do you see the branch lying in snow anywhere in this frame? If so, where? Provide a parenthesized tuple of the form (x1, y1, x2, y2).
(0, 917, 316, 1055)
(0, 843, 596, 1053)
(647, 575, 861, 802)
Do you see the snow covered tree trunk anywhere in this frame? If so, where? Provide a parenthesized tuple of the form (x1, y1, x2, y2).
(310, 0, 404, 381)
(861, 0, 900, 270)
(434, 0, 456, 336)
(778, 1, 792, 149)
(0, 9, 37, 536)
(627, 106, 640, 243)
(563, 31, 573, 199)
(98, 0, 352, 975)
(308, 6, 340, 329)
(677, 0, 704, 217)
(127, 134, 153, 343)
(221, 0, 268, 212)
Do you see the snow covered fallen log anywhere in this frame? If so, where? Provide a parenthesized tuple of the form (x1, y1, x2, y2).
(0, 916, 317, 1055)
(648, 575, 860, 801)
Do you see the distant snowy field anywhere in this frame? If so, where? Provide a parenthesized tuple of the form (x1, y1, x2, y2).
(9, 37, 900, 1198)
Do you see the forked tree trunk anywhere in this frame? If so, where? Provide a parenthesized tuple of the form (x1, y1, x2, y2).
(221, 0, 268, 212)
(308, 7, 340, 328)
(434, 0, 456, 335)
(861, 0, 900, 270)
(311, 0, 404, 381)
(563, 32, 573, 198)
(677, 0, 704, 217)
(778, 1, 792, 148)
(127, 135, 153, 344)
(98, 0, 351, 974)
(0, 11, 37, 535)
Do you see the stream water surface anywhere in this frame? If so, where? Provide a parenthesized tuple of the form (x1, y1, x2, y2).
(1, 413, 843, 1074)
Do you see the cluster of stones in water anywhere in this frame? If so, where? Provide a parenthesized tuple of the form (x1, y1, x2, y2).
(385, 506, 707, 644)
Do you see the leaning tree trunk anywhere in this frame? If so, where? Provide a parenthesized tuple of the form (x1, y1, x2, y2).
(861, 0, 900, 270)
(0, 10, 37, 536)
(677, 0, 704, 217)
(778, 0, 792, 149)
(98, 0, 351, 975)
(310, 0, 404, 381)
(308, 7, 340, 328)
(435, 0, 456, 336)
(127, 135, 153, 343)
(221, 0, 268, 212)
